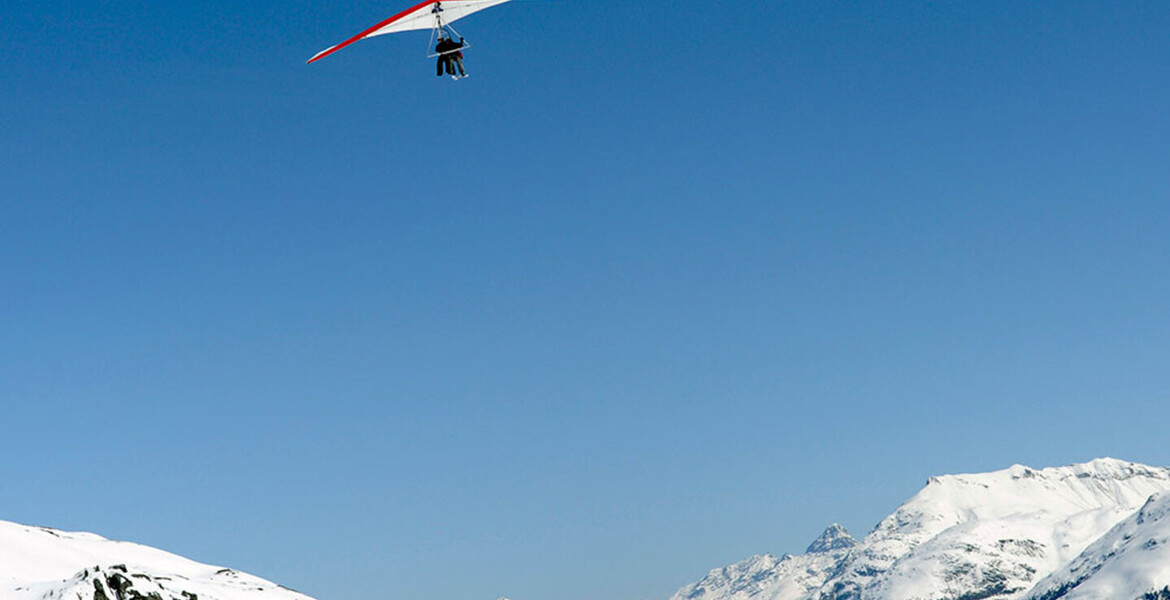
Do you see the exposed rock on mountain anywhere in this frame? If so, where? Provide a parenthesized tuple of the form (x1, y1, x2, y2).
(806, 525, 857, 554)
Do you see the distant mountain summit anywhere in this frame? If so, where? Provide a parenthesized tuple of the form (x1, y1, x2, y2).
(806, 524, 857, 554)
(668, 458, 1170, 600)
(0, 520, 314, 600)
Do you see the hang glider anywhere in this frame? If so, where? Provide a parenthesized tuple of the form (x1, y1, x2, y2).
(308, 0, 512, 64)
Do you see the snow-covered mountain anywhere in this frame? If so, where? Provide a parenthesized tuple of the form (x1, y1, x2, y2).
(669, 458, 1170, 600)
(0, 520, 314, 600)
(1026, 492, 1170, 600)
(670, 525, 859, 600)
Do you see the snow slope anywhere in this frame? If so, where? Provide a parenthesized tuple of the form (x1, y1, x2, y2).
(666, 459, 1170, 600)
(0, 520, 314, 600)
(669, 525, 859, 600)
(1026, 493, 1170, 600)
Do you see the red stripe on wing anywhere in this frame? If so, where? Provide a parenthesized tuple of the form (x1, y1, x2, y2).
(307, 0, 440, 64)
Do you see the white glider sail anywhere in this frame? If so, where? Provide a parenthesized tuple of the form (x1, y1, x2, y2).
(308, 0, 512, 63)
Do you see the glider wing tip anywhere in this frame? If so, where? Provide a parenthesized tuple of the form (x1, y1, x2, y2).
(307, 47, 335, 64)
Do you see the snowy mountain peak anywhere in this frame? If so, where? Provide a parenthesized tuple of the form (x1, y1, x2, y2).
(805, 524, 856, 554)
(887, 458, 1170, 528)
(925, 458, 1170, 493)
(1138, 492, 1170, 524)
(667, 459, 1170, 600)
(668, 554, 782, 600)
(1006, 457, 1170, 484)
(0, 519, 315, 600)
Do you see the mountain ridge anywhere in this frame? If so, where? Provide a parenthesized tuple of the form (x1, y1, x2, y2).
(666, 458, 1170, 600)
(0, 520, 314, 600)
(8, 458, 1170, 600)
(1025, 492, 1170, 600)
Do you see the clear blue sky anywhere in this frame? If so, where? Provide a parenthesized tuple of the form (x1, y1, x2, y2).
(3, 1, 1170, 600)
